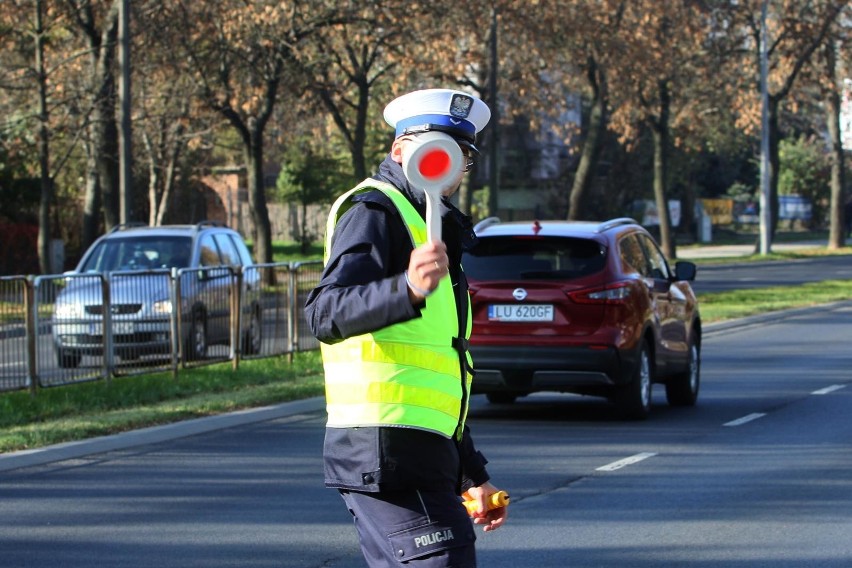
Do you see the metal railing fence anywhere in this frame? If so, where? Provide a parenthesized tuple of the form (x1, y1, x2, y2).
(0, 262, 321, 395)
(0, 276, 32, 394)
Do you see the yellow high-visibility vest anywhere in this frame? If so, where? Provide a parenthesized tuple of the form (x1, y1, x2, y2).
(321, 180, 473, 440)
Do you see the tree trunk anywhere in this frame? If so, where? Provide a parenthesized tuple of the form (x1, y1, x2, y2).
(650, 81, 675, 260)
(568, 55, 606, 221)
(145, 130, 161, 226)
(246, 127, 272, 266)
(822, 44, 846, 250)
(95, 87, 120, 231)
(145, 122, 183, 227)
(35, 0, 53, 274)
(768, 97, 781, 238)
(82, 148, 101, 251)
(352, 82, 369, 181)
(156, 144, 180, 226)
(651, 126, 674, 259)
(568, 88, 606, 220)
(74, 0, 120, 238)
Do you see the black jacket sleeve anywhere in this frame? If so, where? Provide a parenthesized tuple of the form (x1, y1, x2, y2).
(305, 195, 422, 344)
(458, 425, 490, 491)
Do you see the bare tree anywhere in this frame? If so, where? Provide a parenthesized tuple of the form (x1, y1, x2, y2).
(166, 0, 353, 267)
(723, 0, 847, 242)
(61, 0, 121, 248)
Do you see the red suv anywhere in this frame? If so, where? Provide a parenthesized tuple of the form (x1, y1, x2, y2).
(463, 217, 701, 419)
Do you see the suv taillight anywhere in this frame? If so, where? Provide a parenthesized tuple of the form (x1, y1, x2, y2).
(569, 281, 633, 304)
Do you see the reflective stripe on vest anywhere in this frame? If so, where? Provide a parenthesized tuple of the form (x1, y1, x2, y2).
(321, 180, 471, 439)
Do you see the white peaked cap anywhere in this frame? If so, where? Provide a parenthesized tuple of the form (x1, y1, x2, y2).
(383, 89, 491, 150)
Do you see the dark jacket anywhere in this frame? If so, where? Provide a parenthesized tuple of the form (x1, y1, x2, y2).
(305, 155, 489, 493)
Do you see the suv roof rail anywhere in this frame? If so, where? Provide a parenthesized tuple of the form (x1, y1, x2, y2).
(195, 220, 226, 230)
(473, 216, 501, 233)
(597, 217, 638, 233)
(108, 222, 148, 233)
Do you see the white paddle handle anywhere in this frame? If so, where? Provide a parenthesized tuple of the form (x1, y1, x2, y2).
(424, 189, 442, 243)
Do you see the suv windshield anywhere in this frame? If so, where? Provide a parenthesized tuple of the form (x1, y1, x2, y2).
(79, 236, 193, 272)
(464, 236, 606, 280)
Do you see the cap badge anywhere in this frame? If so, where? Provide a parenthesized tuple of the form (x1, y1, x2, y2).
(449, 94, 473, 119)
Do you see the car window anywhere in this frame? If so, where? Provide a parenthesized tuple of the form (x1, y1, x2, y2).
(638, 234, 670, 280)
(199, 234, 222, 267)
(463, 236, 605, 280)
(213, 233, 240, 266)
(619, 234, 650, 277)
(229, 234, 254, 266)
(163, 238, 193, 268)
(79, 236, 192, 272)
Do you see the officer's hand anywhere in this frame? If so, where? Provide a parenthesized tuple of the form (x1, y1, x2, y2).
(466, 482, 508, 532)
(406, 241, 449, 303)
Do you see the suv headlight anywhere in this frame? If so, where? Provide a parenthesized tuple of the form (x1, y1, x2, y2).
(152, 299, 173, 314)
(55, 303, 83, 318)
(151, 298, 188, 315)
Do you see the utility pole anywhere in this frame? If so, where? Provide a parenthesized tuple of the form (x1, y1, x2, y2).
(118, 0, 133, 224)
(487, 6, 500, 218)
(758, 0, 772, 255)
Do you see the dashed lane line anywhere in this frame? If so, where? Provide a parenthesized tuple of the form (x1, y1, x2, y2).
(596, 452, 657, 472)
(723, 413, 766, 427)
(812, 384, 845, 395)
(594, 386, 845, 476)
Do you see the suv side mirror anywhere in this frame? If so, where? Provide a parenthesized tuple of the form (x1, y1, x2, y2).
(673, 261, 697, 282)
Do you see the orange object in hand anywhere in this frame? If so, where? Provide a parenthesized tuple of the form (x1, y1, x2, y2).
(462, 490, 510, 516)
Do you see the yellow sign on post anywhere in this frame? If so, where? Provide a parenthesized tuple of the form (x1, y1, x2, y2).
(700, 199, 734, 225)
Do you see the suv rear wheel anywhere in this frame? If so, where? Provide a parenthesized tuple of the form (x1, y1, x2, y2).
(617, 340, 652, 420)
(486, 392, 518, 404)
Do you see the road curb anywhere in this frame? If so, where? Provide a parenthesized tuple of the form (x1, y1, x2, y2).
(0, 396, 326, 473)
(703, 300, 852, 337)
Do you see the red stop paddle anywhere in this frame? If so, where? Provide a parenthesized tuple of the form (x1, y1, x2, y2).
(402, 132, 464, 243)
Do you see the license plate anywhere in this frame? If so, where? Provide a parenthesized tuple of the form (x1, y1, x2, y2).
(488, 304, 554, 322)
(89, 321, 134, 335)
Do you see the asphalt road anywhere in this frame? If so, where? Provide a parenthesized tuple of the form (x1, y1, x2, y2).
(2, 301, 852, 567)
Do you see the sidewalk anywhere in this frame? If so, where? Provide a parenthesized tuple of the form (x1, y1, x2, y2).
(676, 240, 827, 260)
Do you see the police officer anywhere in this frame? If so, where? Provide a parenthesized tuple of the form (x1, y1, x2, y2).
(305, 88, 508, 567)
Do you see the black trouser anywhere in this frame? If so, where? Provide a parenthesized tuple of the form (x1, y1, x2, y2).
(339, 489, 477, 567)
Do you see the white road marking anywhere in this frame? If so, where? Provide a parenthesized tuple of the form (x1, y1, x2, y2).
(723, 413, 766, 427)
(812, 384, 845, 395)
(596, 452, 657, 472)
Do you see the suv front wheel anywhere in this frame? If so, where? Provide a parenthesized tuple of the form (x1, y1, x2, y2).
(617, 340, 652, 420)
(184, 310, 208, 361)
(242, 306, 262, 355)
(665, 337, 700, 406)
(56, 347, 82, 369)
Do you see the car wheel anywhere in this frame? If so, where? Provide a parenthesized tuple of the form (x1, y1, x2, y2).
(184, 311, 207, 361)
(486, 392, 517, 404)
(665, 337, 700, 407)
(56, 347, 82, 369)
(242, 307, 262, 355)
(617, 340, 652, 420)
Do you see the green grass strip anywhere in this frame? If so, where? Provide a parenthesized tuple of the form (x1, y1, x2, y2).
(0, 352, 324, 453)
(697, 279, 852, 323)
